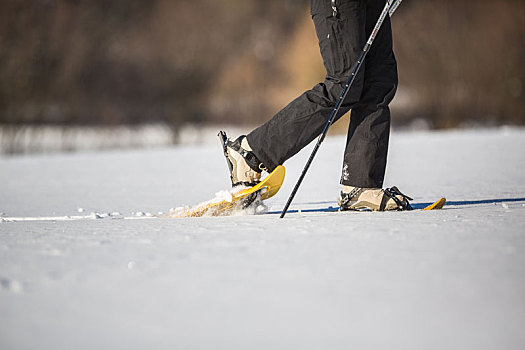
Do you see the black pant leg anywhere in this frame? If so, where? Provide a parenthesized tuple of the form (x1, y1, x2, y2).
(247, 0, 366, 171)
(340, 1, 398, 188)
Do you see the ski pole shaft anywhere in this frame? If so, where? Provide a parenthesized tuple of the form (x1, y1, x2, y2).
(389, 0, 402, 17)
(280, 0, 401, 218)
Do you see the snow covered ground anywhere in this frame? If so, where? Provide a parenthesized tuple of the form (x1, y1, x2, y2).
(1, 128, 525, 349)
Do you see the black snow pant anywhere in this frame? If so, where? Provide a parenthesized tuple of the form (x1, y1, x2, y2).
(247, 0, 397, 188)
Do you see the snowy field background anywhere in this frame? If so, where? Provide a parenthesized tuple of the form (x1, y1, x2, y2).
(1, 128, 525, 349)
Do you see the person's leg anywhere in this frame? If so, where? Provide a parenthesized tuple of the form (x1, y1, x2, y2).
(337, 1, 411, 211)
(340, 0, 397, 188)
(247, 0, 367, 172)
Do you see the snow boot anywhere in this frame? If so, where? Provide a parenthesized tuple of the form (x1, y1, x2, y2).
(338, 186, 413, 211)
(218, 131, 267, 187)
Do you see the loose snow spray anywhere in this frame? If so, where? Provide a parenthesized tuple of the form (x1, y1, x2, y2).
(167, 187, 267, 218)
(0, 187, 268, 222)
(168, 189, 235, 217)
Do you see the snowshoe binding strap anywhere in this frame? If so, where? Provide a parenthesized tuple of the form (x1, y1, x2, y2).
(338, 187, 363, 211)
(229, 137, 266, 173)
(218, 131, 235, 178)
(380, 186, 413, 211)
(218, 131, 267, 187)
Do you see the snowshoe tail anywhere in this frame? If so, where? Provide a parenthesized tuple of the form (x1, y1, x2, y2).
(422, 198, 446, 210)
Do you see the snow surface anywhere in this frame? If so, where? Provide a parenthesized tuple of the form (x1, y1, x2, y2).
(1, 128, 525, 349)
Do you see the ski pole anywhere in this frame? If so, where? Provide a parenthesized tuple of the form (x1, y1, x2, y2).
(280, 0, 402, 218)
(388, 0, 402, 17)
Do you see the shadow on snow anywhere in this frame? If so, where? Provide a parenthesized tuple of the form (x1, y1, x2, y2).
(267, 197, 525, 214)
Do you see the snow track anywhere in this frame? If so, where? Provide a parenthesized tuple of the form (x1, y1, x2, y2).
(1, 128, 525, 349)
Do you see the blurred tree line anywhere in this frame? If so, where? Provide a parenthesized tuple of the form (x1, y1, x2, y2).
(0, 0, 523, 130)
(393, 0, 525, 127)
